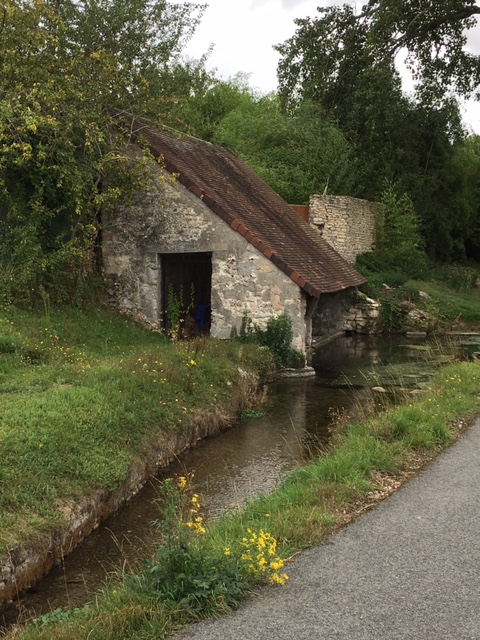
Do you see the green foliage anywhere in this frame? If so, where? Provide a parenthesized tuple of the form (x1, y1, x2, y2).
(134, 476, 287, 615)
(0, 335, 21, 354)
(380, 186, 429, 276)
(137, 478, 246, 611)
(31, 606, 90, 629)
(146, 542, 245, 610)
(364, 0, 480, 103)
(356, 261, 409, 290)
(0, 0, 208, 305)
(238, 408, 265, 420)
(237, 310, 256, 342)
(181, 73, 257, 141)
(406, 278, 480, 326)
(398, 107, 480, 261)
(232, 312, 304, 369)
(275, 4, 416, 198)
(377, 295, 410, 333)
(356, 186, 429, 297)
(214, 96, 355, 203)
(357, 263, 480, 332)
(277, 1, 480, 110)
(430, 263, 480, 291)
(259, 314, 297, 368)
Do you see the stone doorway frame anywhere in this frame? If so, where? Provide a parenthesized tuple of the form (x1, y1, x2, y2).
(159, 252, 213, 335)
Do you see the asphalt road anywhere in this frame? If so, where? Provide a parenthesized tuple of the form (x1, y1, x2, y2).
(175, 419, 480, 640)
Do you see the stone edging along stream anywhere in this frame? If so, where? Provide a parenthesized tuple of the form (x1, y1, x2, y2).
(0, 371, 263, 606)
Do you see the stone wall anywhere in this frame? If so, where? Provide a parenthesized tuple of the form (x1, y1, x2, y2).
(313, 290, 380, 337)
(309, 195, 383, 264)
(102, 147, 309, 353)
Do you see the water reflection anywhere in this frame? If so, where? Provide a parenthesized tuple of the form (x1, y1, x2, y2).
(178, 378, 363, 518)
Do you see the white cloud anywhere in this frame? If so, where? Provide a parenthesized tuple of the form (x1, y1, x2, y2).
(249, 0, 313, 9)
(185, 0, 320, 91)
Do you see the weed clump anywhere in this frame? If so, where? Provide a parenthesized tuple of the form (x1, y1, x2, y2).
(231, 312, 305, 369)
(131, 476, 287, 614)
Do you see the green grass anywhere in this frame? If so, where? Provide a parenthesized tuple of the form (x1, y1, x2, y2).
(356, 261, 480, 331)
(405, 279, 480, 325)
(0, 305, 272, 554)
(9, 359, 480, 640)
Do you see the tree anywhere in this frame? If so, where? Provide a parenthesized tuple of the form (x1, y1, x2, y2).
(460, 136, 480, 260)
(213, 93, 356, 203)
(0, 0, 208, 304)
(179, 73, 257, 141)
(365, 0, 480, 101)
(276, 4, 424, 198)
(275, 1, 480, 261)
(277, 1, 480, 108)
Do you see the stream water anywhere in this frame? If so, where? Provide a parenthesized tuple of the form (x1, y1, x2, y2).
(2, 333, 477, 631)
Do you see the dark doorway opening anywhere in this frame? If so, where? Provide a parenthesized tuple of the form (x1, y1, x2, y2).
(161, 252, 212, 335)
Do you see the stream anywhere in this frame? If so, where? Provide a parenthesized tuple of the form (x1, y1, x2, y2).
(2, 333, 477, 631)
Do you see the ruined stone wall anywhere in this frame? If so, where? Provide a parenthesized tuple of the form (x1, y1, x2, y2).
(102, 149, 308, 352)
(309, 195, 382, 264)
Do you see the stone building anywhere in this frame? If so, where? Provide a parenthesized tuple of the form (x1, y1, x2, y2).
(101, 118, 365, 354)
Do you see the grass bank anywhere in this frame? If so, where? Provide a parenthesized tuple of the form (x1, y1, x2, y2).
(357, 262, 480, 332)
(7, 358, 480, 640)
(0, 305, 272, 558)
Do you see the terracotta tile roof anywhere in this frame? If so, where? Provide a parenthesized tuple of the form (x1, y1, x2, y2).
(130, 117, 366, 297)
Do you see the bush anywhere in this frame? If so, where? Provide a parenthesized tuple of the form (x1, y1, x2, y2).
(356, 186, 429, 283)
(355, 256, 410, 288)
(232, 312, 305, 369)
(260, 314, 294, 368)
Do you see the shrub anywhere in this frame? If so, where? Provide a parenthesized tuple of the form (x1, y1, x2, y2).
(232, 312, 304, 368)
(260, 314, 295, 368)
(357, 186, 429, 282)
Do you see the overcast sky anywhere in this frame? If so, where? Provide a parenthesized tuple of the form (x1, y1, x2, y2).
(185, 0, 480, 133)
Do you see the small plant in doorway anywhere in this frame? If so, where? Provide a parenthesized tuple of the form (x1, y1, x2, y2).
(166, 284, 194, 339)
